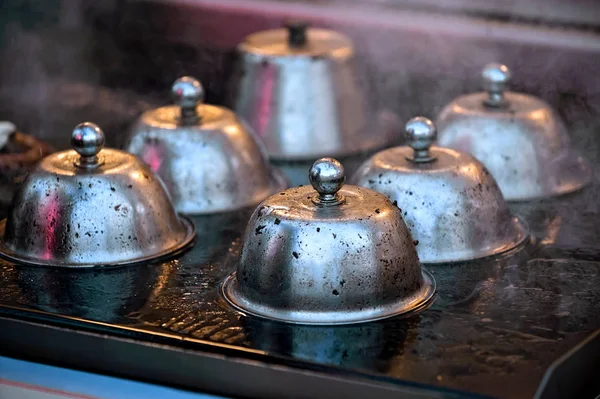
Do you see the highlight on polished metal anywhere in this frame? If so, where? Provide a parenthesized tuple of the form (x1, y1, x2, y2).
(125, 76, 287, 215)
(352, 117, 529, 264)
(0, 122, 195, 268)
(436, 63, 591, 201)
(229, 21, 394, 161)
(222, 157, 436, 325)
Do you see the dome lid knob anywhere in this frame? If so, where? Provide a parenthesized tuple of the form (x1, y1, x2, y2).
(405, 117, 437, 163)
(172, 76, 204, 125)
(482, 63, 511, 108)
(309, 157, 346, 205)
(72, 122, 105, 168)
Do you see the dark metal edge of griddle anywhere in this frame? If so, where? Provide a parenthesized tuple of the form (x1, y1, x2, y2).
(0, 305, 493, 399)
(534, 329, 600, 399)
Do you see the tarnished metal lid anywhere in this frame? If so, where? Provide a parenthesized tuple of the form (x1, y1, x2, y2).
(126, 76, 287, 214)
(239, 20, 353, 59)
(222, 158, 436, 325)
(436, 63, 592, 201)
(0, 122, 195, 268)
(352, 117, 529, 264)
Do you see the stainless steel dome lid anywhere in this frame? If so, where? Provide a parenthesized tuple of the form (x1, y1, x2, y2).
(222, 158, 436, 325)
(126, 76, 287, 215)
(351, 117, 528, 264)
(230, 21, 394, 161)
(436, 63, 592, 201)
(0, 122, 195, 268)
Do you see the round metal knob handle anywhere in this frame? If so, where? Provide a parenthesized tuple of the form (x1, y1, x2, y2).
(285, 19, 309, 47)
(405, 117, 437, 163)
(482, 63, 511, 108)
(72, 122, 105, 168)
(172, 76, 204, 124)
(309, 157, 345, 205)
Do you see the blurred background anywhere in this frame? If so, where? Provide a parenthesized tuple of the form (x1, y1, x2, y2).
(0, 0, 598, 150)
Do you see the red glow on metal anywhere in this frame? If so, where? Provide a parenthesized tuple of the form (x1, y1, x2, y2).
(142, 145, 163, 172)
(40, 195, 60, 260)
(254, 62, 276, 137)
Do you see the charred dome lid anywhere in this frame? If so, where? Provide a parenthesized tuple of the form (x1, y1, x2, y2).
(0, 122, 195, 268)
(126, 76, 287, 215)
(222, 158, 436, 325)
(436, 63, 591, 201)
(351, 117, 528, 264)
(231, 21, 393, 161)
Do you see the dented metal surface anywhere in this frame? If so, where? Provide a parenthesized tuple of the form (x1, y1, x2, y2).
(229, 23, 395, 161)
(223, 158, 435, 324)
(352, 117, 528, 263)
(126, 76, 288, 215)
(0, 122, 195, 267)
(436, 64, 592, 202)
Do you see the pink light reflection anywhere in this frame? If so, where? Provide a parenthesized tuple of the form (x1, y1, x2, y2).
(254, 62, 276, 138)
(40, 196, 61, 260)
(142, 143, 164, 173)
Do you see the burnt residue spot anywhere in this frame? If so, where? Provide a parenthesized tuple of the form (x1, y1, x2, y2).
(332, 233, 337, 239)
(75, 233, 80, 238)
(292, 251, 299, 259)
(114, 204, 121, 211)
(368, 179, 375, 184)
(280, 192, 286, 196)
(274, 218, 281, 225)
(413, 240, 419, 246)
(393, 200, 398, 206)
(407, 191, 413, 196)
(88, 183, 93, 188)
(340, 280, 346, 287)
(378, 173, 383, 178)
(332, 289, 339, 296)
(127, 184, 133, 189)
(316, 227, 321, 232)
(375, 208, 380, 214)
(85, 232, 92, 237)
(255, 225, 266, 235)
(454, 212, 459, 217)
(110, 187, 116, 192)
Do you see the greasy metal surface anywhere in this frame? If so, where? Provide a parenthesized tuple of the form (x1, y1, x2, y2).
(126, 76, 287, 215)
(436, 64, 592, 201)
(0, 168, 599, 399)
(229, 24, 395, 161)
(352, 117, 528, 264)
(223, 158, 435, 325)
(0, 123, 195, 267)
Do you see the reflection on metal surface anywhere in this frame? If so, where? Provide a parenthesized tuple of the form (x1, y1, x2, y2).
(126, 77, 287, 215)
(229, 22, 394, 161)
(223, 158, 435, 325)
(436, 64, 592, 201)
(8, 262, 175, 323)
(352, 117, 529, 264)
(0, 123, 195, 268)
(242, 315, 415, 372)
